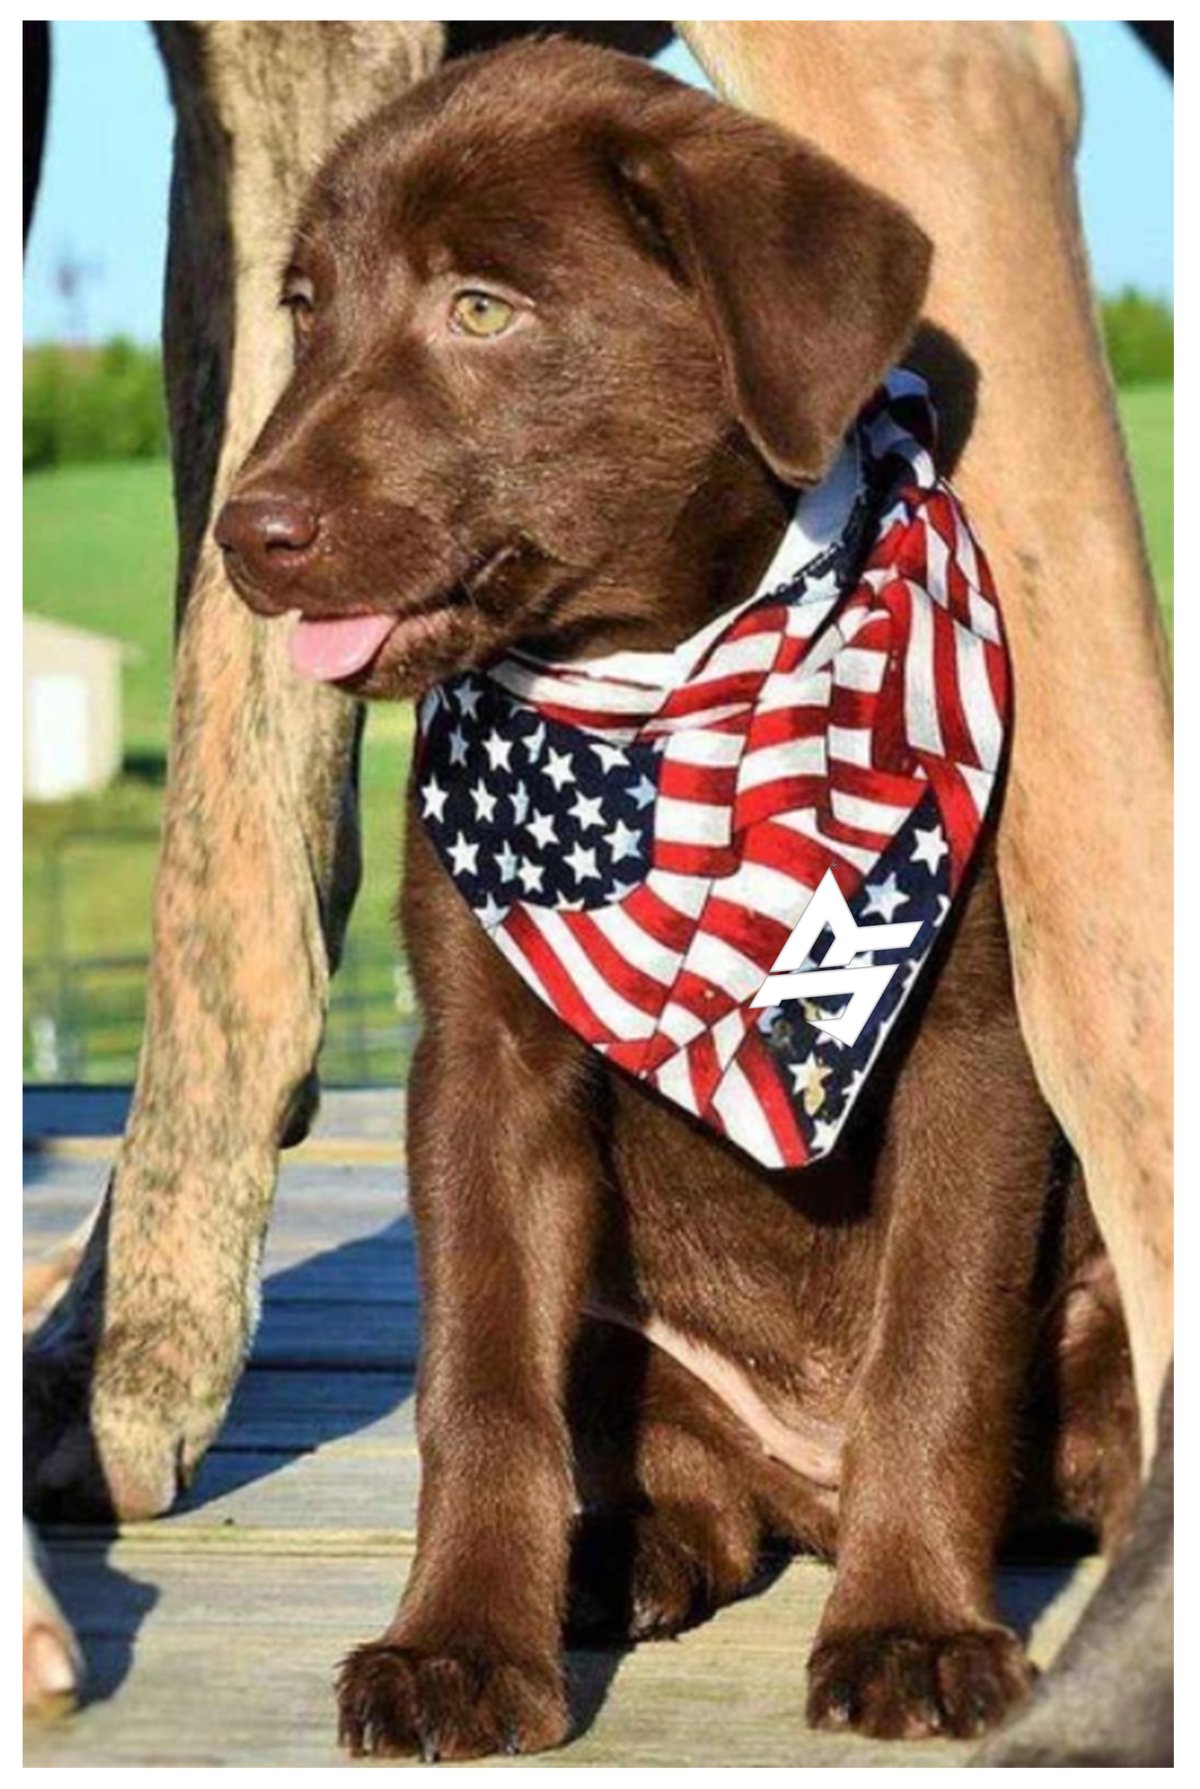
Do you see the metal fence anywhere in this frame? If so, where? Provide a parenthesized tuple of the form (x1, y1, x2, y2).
(24, 828, 419, 1086)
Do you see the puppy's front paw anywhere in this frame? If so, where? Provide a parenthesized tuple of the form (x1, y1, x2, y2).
(336, 1639, 569, 1761)
(807, 1625, 1035, 1741)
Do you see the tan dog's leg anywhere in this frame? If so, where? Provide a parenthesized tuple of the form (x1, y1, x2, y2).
(684, 22, 1171, 1760)
(684, 14, 1171, 1477)
(25, 23, 444, 1521)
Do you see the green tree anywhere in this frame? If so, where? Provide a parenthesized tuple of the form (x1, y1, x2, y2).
(1100, 288, 1173, 386)
(22, 339, 168, 470)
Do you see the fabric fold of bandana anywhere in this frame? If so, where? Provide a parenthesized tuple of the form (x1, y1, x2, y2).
(414, 370, 1010, 1170)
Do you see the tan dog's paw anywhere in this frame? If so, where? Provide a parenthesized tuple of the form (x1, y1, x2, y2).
(337, 1638, 569, 1761)
(25, 1300, 245, 1524)
(807, 1625, 1035, 1740)
(23, 1525, 81, 1720)
(24, 1346, 185, 1524)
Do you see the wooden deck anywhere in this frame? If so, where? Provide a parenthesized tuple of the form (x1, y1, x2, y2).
(24, 1090, 1101, 1768)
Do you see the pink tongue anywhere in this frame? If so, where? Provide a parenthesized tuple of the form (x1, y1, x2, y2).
(289, 613, 395, 682)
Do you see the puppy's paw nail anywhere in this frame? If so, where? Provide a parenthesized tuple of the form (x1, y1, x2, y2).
(823, 1681, 855, 1727)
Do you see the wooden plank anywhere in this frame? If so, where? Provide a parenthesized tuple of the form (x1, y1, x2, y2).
(32, 1134, 406, 1167)
(23, 1086, 132, 1138)
(249, 1301, 419, 1370)
(24, 1166, 412, 1271)
(23, 1084, 410, 1141)
(156, 1438, 424, 1535)
(251, 1218, 418, 1300)
(23, 1158, 410, 1217)
(24, 1220, 416, 1278)
(22, 1542, 1103, 1770)
(24, 1162, 415, 1288)
(22, 1157, 109, 1222)
(25, 1176, 422, 1362)
(218, 1368, 418, 1451)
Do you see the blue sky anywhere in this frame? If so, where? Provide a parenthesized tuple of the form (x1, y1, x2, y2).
(24, 21, 1172, 346)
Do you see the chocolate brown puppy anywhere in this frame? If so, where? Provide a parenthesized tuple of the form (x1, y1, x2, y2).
(216, 39, 1137, 1760)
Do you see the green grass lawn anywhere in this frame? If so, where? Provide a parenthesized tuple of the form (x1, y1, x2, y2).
(1119, 383, 1173, 634)
(24, 460, 177, 760)
(22, 384, 1172, 1080)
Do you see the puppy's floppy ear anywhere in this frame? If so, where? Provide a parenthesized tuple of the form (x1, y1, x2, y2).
(615, 109, 932, 485)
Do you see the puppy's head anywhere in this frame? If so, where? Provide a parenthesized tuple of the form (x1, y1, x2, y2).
(216, 39, 930, 696)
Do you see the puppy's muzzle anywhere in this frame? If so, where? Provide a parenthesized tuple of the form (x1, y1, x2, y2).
(215, 492, 322, 613)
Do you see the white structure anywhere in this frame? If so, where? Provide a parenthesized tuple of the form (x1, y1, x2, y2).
(23, 614, 128, 801)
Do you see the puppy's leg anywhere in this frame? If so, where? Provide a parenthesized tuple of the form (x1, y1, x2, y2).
(568, 1319, 836, 1643)
(806, 868, 1052, 1740)
(24, 23, 444, 1524)
(338, 832, 598, 1761)
(567, 1323, 768, 1644)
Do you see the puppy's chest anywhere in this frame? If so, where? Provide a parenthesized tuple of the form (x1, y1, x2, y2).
(584, 1082, 876, 1480)
(593, 1065, 886, 1358)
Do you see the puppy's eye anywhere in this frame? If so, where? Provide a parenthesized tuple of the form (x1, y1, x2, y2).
(280, 272, 316, 341)
(450, 290, 515, 338)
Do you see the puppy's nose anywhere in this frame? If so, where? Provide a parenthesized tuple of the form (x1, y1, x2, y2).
(215, 494, 321, 591)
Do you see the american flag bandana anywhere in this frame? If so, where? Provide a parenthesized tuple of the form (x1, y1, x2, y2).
(414, 370, 1008, 1169)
